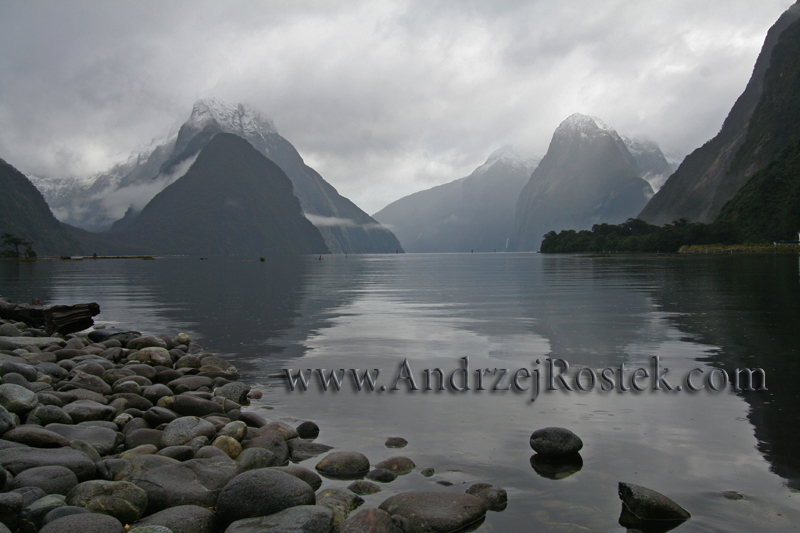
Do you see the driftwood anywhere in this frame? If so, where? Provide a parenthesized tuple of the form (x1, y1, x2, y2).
(0, 298, 100, 336)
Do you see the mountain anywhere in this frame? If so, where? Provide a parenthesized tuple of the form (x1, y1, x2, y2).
(639, 2, 800, 225)
(32, 98, 403, 253)
(714, 139, 800, 243)
(0, 157, 84, 256)
(372, 147, 539, 252)
(510, 114, 654, 251)
(113, 133, 329, 256)
(621, 135, 676, 192)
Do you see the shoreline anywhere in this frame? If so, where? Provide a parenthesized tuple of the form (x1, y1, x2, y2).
(0, 297, 512, 533)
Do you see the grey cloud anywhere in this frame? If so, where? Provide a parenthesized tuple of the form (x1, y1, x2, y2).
(0, 0, 794, 214)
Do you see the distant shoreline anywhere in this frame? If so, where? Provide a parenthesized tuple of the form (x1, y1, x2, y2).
(679, 244, 800, 254)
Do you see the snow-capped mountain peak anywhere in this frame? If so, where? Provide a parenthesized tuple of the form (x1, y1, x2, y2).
(474, 145, 540, 175)
(187, 97, 278, 139)
(556, 113, 616, 137)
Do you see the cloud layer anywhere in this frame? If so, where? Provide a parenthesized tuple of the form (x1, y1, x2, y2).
(0, 0, 793, 213)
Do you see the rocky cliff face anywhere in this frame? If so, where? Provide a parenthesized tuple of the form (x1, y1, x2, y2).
(639, 2, 800, 225)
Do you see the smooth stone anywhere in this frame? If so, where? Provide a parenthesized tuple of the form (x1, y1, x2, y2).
(529, 427, 583, 456)
(120, 445, 159, 459)
(28, 405, 72, 425)
(11, 465, 78, 495)
(143, 384, 173, 404)
(271, 465, 323, 491)
(131, 457, 241, 513)
(618, 482, 691, 525)
(158, 395, 224, 417)
(128, 347, 172, 367)
(0, 362, 37, 382)
(49, 389, 108, 405)
(366, 468, 397, 483)
(126, 429, 164, 450)
(143, 407, 178, 427)
(168, 376, 214, 393)
(160, 416, 217, 448)
(40, 506, 90, 527)
(0, 325, 22, 337)
(213, 382, 249, 404)
(0, 407, 13, 435)
(34, 363, 67, 382)
(465, 483, 508, 512)
(420, 468, 435, 477)
(103, 368, 136, 385)
(18, 494, 67, 533)
(107, 393, 153, 411)
(212, 436, 242, 459)
(0, 384, 38, 414)
(45, 423, 120, 456)
(316, 451, 370, 479)
(38, 512, 124, 533)
(0, 446, 96, 481)
(216, 469, 316, 526)
(113, 380, 142, 395)
(126, 337, 167, 351)
(234, 447, 276, 471)
(374, 456, 415, 475)
(0, 338, 63, 349)
(156, 446, 194, 461)
(333, 508, 407, 533)
(348, 480, 382, 495)
(62, 400, 116, 423)
(225, 505, 333, 533)
(1, 373, 32, 390)
(67, 372, 111, 395)
(379, 492, 487, 533)
(316, 488, 364, 526)
(262, 421, 299, 441)
(0, 487, 46, 530)
(65, 479, 149, 524)
(236, 411, 269, 428)
(175, 355, 201, 369)
(114, 455, 179, 482)
(173, 333, 191, 346)
(241, 432, 289, 464)
(129, 527, 174, 533)
(296, 420, 319, 439)
(385, 437, 408, 448)
(194, 446, 230, 459)
(131, 504, 217, 533)
(288, 439, 333, 462)
(2, 426, 70, 448)
(217, 421, 247, 442)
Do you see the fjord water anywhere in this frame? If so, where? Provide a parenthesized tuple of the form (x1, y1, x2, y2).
(2, 253, 799, 531)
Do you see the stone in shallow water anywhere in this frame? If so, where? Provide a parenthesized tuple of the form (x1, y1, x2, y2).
(374, 456, 415, 475)
(216, 468, 315, 526)
(333, 508, 408, 533)
(385, 437, 408, 448)
(296, 420, 319, 439)
(617, 482, 691, 529)
(465, 483, 507, 512)
(316, 488, 364, 526)
(348, 479, 382, 495)
(379, 491, 487, 533)
(288, 438, 333, 462)
(366, 468, 397, 483)
(529, 427, 583, 456)
(529, 453, 583, 480)
(271, 464, 323, 490)
(316, 451, 370, 479)
(225, 505, 333, 533)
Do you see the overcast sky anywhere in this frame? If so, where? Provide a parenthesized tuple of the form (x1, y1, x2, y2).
(0, 0, 794, 214)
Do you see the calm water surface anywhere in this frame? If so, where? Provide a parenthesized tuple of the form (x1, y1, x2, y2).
(2, 253, 800, 532)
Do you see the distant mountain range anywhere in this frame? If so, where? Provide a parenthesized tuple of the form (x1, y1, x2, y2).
(639, 1, 800, 225)
(510, 114, 659, 251)
(373, 147, 539, 252)
(30, 98, 403, 254)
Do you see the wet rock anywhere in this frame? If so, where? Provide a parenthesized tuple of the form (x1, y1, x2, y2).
(114, 455, 179, 482)
(348, 480, 382, 495)
(216, 468, 315, 526)
(168, 376, 214, 393)
(288, 439, 333, 462)
(129, 527, 174, 533)
(213, 382, 249, 404)
(40, 505, 90, 527)
(366, 468, 397, 483)
(375, 456, 415, 475)
(0, 487, 46, 530)
(19, 494, 67, 533)
(108, 393, 153, 412)
(211, 435, 242, 459)
(618, 482, 691, 529)
(120, 445, 159, 459)
(113, 380, 141, 395)
(11, 465, 78, 495)
(161, 416, 217, 448)
(465, 483, 507, 512)
(236, 411, 268, 428)
(316, 451, 370, 479)
(529, 427, 583, 457)
(156, 446, 194, 461)
(2, 426, 69, 448)
(385, 437, 408, 448)
(143, 407, 178, 427)
(131, 457, 240, 513)
(68, 371, 111, 395)
(420, 468, 435, 477)
(158, 395, 224, 417)
(129, 347, 172, 367)
(46, 423, 120, 456)
(65, 479, 149, 524)
(225, 505, 333, 533)
(333, 508, 408, 533)
(143, 384, 173, 404)
(234, 447, 276, 470)
(131, 504, 217, 533)
(62, 400, 116, 423)
(296, 420, 319, 439)
(271, 465, 323, 490)
(0, 362, 37, 383)
(1, 373, 32, 390)
(0, 384, 38, 414)
(127, 337, 168, 351)
(379, 492, 487, 533)
(241, 432, 289, 464)
(38, 511, 124, 533)
(126, 429, 164, 450)
(194, 446, 230, 460)
(0, 407, 13, 436)
(316, 488, 364, 526)
(217, 421, 247, 442)
(28, 405, 72, 425)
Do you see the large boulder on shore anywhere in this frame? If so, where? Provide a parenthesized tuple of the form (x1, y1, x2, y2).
(216, 468, 316, 526)
(11, 465, 78, 495)
(333, 508, 407, 533)
(379, 492, 487, 533)
(316, 451, 370, 478)
(529, 427, 583, 457)
(65, 479, 149, 524)
(225, 505, 333, 533)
